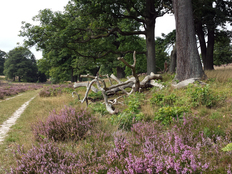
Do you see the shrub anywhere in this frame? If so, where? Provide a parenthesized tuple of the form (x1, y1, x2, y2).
(111, 92, 145, 130)
(32, 106, 94, 142)
(186, 84, 219, 108)
(154, 106, 189, 125)
(10, 142, 79, 174)
(151, 93, 177, 106)
(90, 103, 107, 116)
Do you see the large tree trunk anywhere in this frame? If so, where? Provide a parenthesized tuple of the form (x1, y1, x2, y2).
(173, 0, 205, 81)
(169, 45, 177, 74)
(145, 0, 156, 74)
(196, 21, 215, 70)
(196, 21, 207, 65)
(204, 26, 215, 70)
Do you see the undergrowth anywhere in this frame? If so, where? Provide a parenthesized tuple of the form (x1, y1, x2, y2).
(5, 71, 232, 173)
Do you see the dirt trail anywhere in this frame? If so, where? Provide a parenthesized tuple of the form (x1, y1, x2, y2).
(0, 96, 36, 143)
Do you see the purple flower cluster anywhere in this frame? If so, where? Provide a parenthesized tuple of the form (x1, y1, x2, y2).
(10, 115, 232, 173)
(39, 84, 73, 97)
(0, 83, 43, 99)
(10, 142, 80, 174)
(32, 106, 93, 142)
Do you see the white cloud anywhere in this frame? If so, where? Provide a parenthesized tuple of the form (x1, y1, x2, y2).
(0, 0, 69, 59)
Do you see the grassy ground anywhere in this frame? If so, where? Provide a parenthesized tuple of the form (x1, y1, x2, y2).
(0, 69, 232, 173)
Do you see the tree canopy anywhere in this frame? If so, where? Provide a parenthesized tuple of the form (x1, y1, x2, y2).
(4, 47, 38, 82)
(0, 50, 6, 75)
(20, 0, 173, 77)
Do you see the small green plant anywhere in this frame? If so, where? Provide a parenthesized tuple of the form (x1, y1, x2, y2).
(151, 92, 177, 106)
(210, 112, 222, 120)
(111, 92, 145, 130)
(88, 91, 103, 100)
(203, 126, 226, 140)
(186, 84, 218, 108)
(154, 106, 189, 125)
(90, 103, 107, 116)
(222, 143, 232, 152)
(111, 111, 144, 131)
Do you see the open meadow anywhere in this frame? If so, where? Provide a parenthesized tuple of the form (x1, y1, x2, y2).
(0, 69, 232, 173)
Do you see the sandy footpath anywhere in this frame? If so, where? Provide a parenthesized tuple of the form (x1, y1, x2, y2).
(0, 96, 36, 143)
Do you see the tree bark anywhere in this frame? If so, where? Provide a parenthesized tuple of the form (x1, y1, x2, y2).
(204, 26, 215, 70)
(169, 45, 177, 74)
(173, 0, 205, 81)
(195, 21, 214, 70)
(145, 0, 156, 74)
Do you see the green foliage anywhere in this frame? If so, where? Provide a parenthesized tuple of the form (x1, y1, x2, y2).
(203, 126, 226, 140)
(214, 31, 232, 66)
(151, 93, 177, 106)
(3, 47, 38, 82)
(0, 50, 6, 75)
(154, 106, 189, 125)
(186, 84, 219, 108)
(222, 143, 232, 152)
(88, 91, 103, 100)
(90, 103, 107, 116)
(111, 92, 145, 130)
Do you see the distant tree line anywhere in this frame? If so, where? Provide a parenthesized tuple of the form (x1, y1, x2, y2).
(0, 47, 46, 82)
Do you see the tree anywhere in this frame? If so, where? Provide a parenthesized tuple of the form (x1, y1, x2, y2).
(0, 50, 7, 75)
(213, 31, 232, 65)
(173, 0, 205, 81)
(20, 1, 172, 75)
(193, 0, 232, 70)
(4, 47, 38, 82)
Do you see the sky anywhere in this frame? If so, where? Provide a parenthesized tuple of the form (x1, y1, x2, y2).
(0, 1, 176, 60)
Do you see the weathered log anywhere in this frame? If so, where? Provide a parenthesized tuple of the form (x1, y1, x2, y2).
(171, 78, 206, 89)
(140, 72, 162, 87)
(95, 77, 117, 114)
(149, 80, 164, 89)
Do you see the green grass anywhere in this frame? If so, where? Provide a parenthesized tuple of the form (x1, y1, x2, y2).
(0, 90, 39, 125)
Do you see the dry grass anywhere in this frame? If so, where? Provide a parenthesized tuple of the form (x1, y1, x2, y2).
(205, 67, 232, 83)
(0, 92, 87, 171)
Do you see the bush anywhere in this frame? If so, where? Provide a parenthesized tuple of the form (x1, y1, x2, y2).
(32, 106, 94, 142)
(186, 84, 219, 108)
(151, 93, 177, 106)
(10, 142, 79, 174)
(90, 103, 107, 116)
(111, 92, 145, 130)
(154, 106, 189, 125)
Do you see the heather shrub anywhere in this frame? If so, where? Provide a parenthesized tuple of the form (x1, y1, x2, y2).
(39, 89, 51, 97)
(39, 85, 73, 97)
(154, 106, 189, 125)
(0, 92, 4, 99)
(10, 142, 79, 174)
(32, 106, 94, 142)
